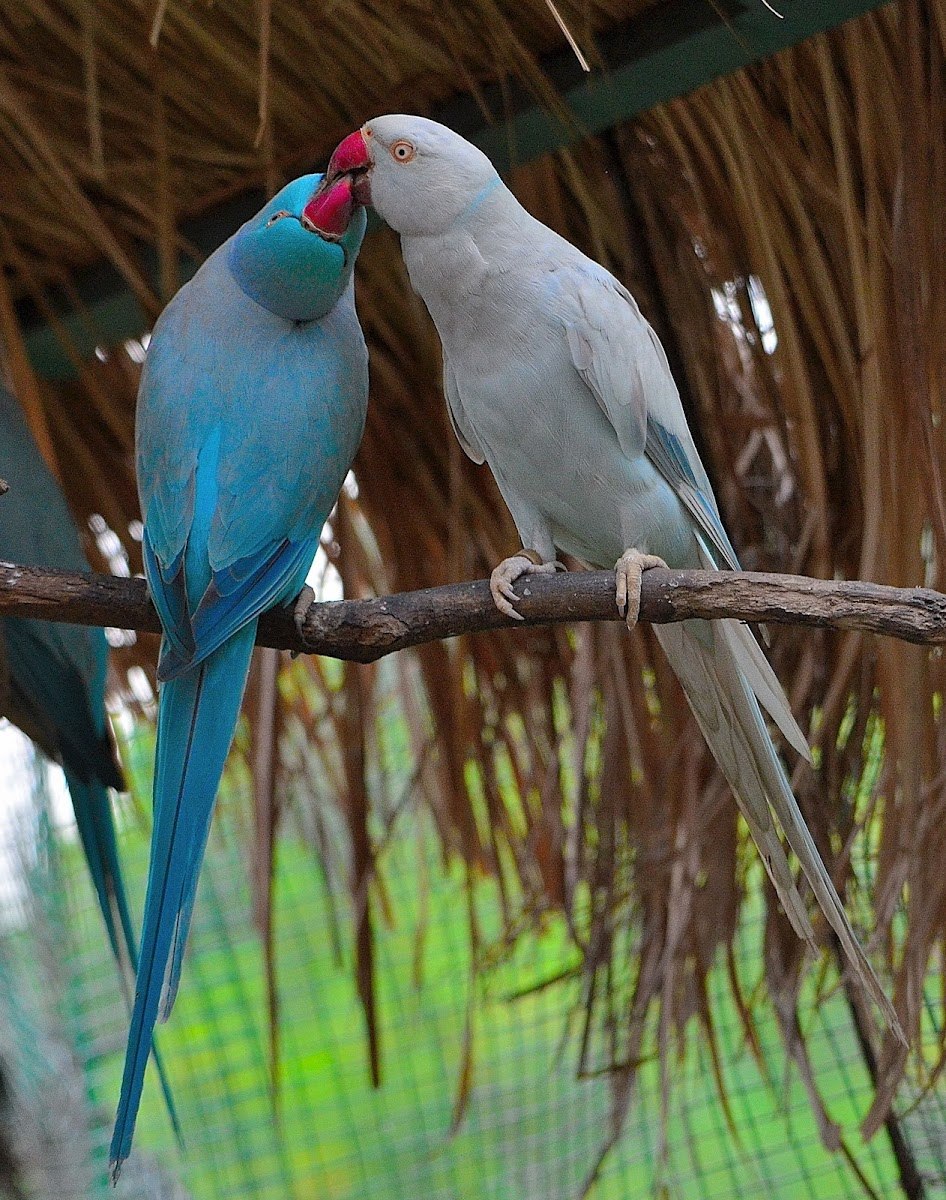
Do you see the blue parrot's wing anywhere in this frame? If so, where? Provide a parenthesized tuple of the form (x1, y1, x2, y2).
(3, 619, 122, 788)
(0, 387, 107, 680)
(561, 267, 741, 572)
(142, 538, 193, 665)
(157, 535, 317, 680)
(137, 324, 323, 678)
(137, 277, 364, 671)
(145, 522, 315, 679)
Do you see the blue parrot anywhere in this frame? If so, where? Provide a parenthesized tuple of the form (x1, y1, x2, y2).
(0, 383, 177, 1125)
(109, 171, 369, 1175)
(0, 385, 129, 954)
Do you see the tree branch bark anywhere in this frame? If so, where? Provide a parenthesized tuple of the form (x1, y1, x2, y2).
(2, 559, 945, 663)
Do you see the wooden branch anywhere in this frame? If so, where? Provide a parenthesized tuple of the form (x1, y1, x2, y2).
(1, 559, 945, 664)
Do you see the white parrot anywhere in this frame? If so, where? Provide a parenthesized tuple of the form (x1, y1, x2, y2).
(324, 114, 903, 1041)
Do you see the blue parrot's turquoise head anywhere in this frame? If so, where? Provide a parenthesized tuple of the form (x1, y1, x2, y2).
(227, 173, 367, 322)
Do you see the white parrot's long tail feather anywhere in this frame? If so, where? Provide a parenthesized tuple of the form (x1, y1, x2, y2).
(721, 619, 812, 762)
(654, 619, 905, 1045)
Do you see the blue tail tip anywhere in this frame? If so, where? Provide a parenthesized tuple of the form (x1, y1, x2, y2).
(109, 1158, 123, 1187)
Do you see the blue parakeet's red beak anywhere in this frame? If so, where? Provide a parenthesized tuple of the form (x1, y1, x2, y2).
(303, 174, 356, 238)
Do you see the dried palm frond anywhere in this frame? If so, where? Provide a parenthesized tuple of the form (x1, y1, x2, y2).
(0, 0, 649, 298)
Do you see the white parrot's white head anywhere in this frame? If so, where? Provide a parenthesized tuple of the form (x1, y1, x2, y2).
(323, 115, 499, 237)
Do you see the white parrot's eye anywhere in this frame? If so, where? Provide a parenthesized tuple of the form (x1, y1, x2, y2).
(390, 140, 416, 163)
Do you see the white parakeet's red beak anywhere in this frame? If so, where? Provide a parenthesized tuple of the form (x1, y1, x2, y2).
(324, 129, 373, 204)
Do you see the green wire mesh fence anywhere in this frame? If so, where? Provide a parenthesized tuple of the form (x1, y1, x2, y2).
(0, 693, 945, 1200)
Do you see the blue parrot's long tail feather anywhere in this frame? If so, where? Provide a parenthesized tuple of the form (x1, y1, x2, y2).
(109, 621, 257, 1179)
(161, 862, 203, 1022)
(64, 774, 182, 1146)
(63, 772, 132, 964)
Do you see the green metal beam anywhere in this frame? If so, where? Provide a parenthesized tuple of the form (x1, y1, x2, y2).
(20, 0, 892, 380)
(475, 0, 894, 169)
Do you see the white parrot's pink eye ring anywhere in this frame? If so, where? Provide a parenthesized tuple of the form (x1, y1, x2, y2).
(390, 140, 416, 163)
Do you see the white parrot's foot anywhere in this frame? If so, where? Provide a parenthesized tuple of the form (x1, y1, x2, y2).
(290, 584, 316, 657)
(490, 551, 564, 620)
(615, 549, 667, 629)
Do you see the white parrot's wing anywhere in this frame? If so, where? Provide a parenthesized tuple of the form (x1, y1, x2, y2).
(562, 271, 648, 460)
(443, 355, 485, 464)
(645, 411, 741, 572)
(561, 267, 741, 572)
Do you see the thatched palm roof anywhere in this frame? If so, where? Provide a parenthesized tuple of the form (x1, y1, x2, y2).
(1, 0, 942, 1172)
(4, 0, 653, 309)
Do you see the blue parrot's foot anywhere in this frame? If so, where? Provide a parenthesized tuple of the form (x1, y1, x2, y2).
(490, 551, 565, 620)
(290, 584, 316, 657)
(615, 549, 667, 629)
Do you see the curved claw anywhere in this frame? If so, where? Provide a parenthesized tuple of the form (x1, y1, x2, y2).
(291, 584, 316, 658)
(615, 549, 667, 629)
(489, 553, 563, 620)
